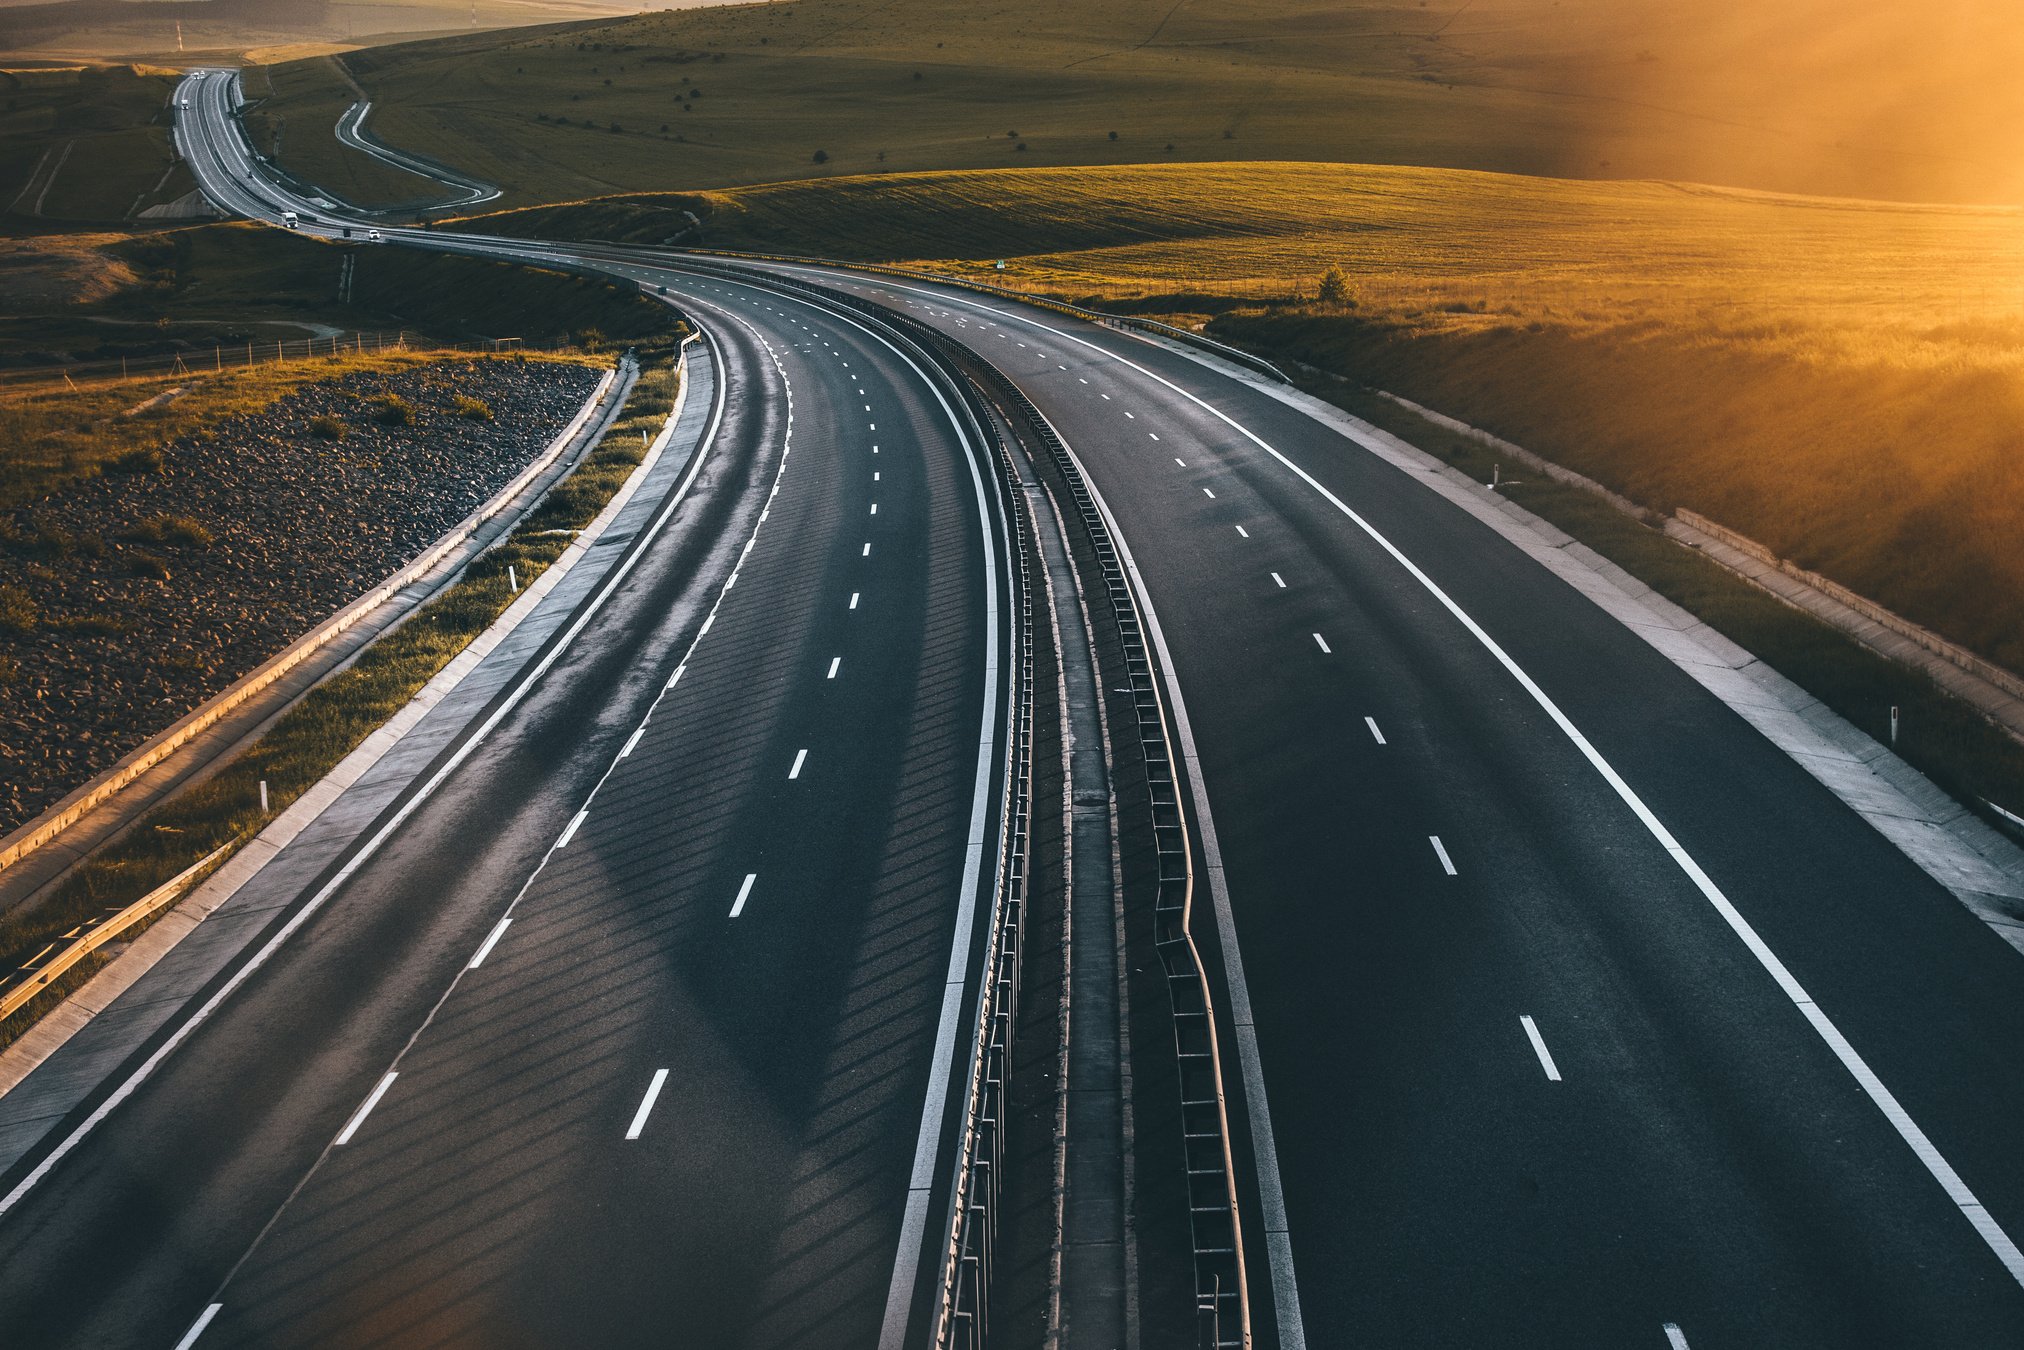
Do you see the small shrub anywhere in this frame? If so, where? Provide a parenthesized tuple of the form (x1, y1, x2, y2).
(1317, 264, 1355, 306)
(373, 395, 416, 427)
(812, 149, 829, 164)
(309, 413, 348, 440)
(0, 584, 37, 635)
(453, 395, 494, 422)
(0, 654, 17, 687)
(1108, 130, 1119, 141)
(120, 514, 213, 549)
(1015, 142, 1027, 152)
(127, 552, 172, 581)
(107, 447, 164, 475)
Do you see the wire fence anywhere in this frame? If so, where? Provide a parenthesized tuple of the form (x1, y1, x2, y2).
(0, 330, 555, 395)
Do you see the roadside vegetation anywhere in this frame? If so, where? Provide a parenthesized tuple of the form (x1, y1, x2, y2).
(468, 161, 2024, 680)
(0, 220, 669, 507)
(1316, 377, 2024, 832)
(0, 340, 684, 1051)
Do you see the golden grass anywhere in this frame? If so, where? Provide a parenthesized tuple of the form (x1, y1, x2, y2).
(476, 160, 2024, 673)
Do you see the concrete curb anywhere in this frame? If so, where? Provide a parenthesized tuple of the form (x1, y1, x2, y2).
(0, 359, 624, 884)
(1128, 329, 2024, 955)
(0, 343, 694, 1103)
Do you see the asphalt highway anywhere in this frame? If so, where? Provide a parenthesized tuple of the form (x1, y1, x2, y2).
(8, 66, 2024, 1350)
(0, 75, 1010, 1350)
(785, 272, 2024, 1348)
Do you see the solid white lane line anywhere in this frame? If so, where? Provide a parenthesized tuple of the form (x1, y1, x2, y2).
(621, 726, 646, 758)
(468, 911, 515, 969)
(828, 656, 841, 678)
(173, 1304, 223, 1349)
(626, 1069, 670, 1139)
(1312, 632, 1331, 653)
(849, 592, 860, 609)
(725, 570, 738, 590)
(1521, 1016, 1563, 1081)
(1430, 835, 1458, 875)
(789, 748, 808, 779)
(1365, 716, 1386, 744)
(1663, 1325, 1691, 1350)
(1235, 525, 1250, 538)
(334, 1072, 398, 1146)
(730, 873, 757, 918)
(1271, 572, 1286, 588)
(557, 809, 588, 848)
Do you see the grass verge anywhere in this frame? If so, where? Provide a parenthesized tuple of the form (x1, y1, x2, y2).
(0, 337, 683, 1054)
(1288, 368, 2024, 834)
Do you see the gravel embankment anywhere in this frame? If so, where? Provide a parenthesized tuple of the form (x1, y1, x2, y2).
(0, 357, 602, 834)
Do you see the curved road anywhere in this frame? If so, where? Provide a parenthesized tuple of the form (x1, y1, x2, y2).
(0, 72, 1012, 1350)
(6, 66, 2024, 1350)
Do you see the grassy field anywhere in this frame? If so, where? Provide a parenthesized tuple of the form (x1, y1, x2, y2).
(468, 159, 2024, 680)
(0, 220, 674, 507)
(257, 0, 2024, 212)
(0, 345, 684, 1050)
(0, 0, 649, 66)
(0, 63, 183, 226)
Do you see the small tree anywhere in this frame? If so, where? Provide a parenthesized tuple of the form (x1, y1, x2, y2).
(1108, 130, 1119, 141)
(1317, 264, 1355, 306)
(813, 148, 829, 164)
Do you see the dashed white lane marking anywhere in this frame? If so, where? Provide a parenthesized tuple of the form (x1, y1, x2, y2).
(789, 748, 808, 780)
(1203, 487, 1217, 499)
(828, 656, 841, 678)
(1364, 716, 1386, 744)
(724, 570, 738, 591)
(849, 592, 860, 609)
(1174, 457, 1187, 467)
(334, 1072, 398, 1146)
(625, 1069, 670, 1139)
(557, 809, 588, 848)
(698, 612, 715, 636)
(874, 471, 881, 481)
(468, 908, 515, 969)
(1430, 835, 1458, 875)
(862, 542, 872, 557)
(621, 726, 646, 758)
(666, 662, 686, 690)
(1312, 633, 1331, 654)
(1078, 378, 1088, 384)
(871, 503, 878, 515)
(1100, 393, 1111, 400)
(865, 404, 872, 411)
(1235, 525, 1250, 538)
(1663, 1325, 1691, 1350)
(1149, 432, 1161, 441)
(1124, 410, 1136, 419)
(730, 873, 757, 918)
(1271, 572, 1286, 588)
(173, 1304, 222, 1349)
(1521, 1016, 1564, 1082)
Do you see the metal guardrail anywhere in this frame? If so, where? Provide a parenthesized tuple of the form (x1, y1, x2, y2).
(964, 359, 1250, 1350)
(0, 845, 228, 1022)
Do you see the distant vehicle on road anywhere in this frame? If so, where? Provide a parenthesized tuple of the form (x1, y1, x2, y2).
(281, 210, 299, 229)
(367, 228, 383, 243)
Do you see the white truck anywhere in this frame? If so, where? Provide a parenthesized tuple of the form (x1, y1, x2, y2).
(281, 210, 299, 229)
